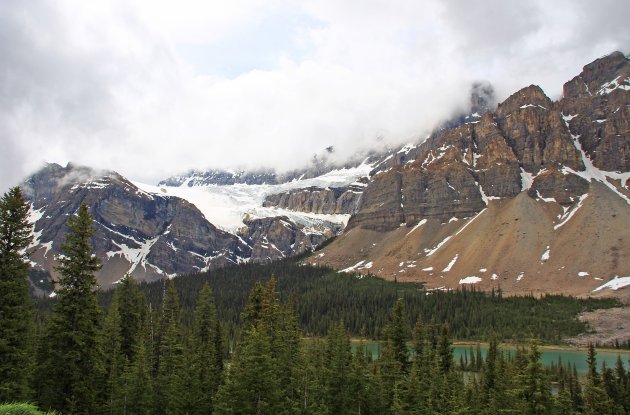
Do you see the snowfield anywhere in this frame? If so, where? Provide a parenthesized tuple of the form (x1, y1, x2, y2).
(134, 163, 373, 234)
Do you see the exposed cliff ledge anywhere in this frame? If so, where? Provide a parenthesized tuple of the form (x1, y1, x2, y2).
(262, 181, 367, 214)
(238, 215, 339, 262)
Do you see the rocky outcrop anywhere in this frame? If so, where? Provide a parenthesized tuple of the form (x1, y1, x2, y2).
(159, 168, 280, 186)
(527, 168, 590, 205)
(262, 182, 365, 214)
(348, 116, 520, 231)
(558, 52, 630, 172)
(238, 216, 338, 262)
(495, 85, 584, 172)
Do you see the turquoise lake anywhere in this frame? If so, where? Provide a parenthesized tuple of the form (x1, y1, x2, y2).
(353, 342, 630, 374)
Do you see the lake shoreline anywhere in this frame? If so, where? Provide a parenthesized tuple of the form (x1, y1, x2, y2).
(341, 337, 630, 355)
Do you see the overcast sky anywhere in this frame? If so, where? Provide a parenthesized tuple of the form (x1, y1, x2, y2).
(1, 0, 628, 191)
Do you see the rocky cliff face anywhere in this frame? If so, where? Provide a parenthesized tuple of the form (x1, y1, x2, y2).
(159, 168, 281, 186)
(558, 51, 630, 172)
(314, 52, 630, 295)
(262, 180, 366, 214)
(238, 216, 339, 262)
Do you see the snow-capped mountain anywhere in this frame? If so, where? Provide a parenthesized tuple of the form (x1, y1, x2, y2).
(22, 161, 373, 289)
(17, 51, 630, 296)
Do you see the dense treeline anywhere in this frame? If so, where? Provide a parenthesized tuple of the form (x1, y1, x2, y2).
(2, 185, 629, 414)
(97, 260, 620, 343)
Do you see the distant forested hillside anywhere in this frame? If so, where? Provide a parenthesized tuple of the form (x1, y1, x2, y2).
(87, 260, 620, 343)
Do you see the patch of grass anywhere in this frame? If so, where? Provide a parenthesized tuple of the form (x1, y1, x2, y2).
(0, 403, 58, 415)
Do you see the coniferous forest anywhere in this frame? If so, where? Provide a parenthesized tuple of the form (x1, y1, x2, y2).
(3, 186, 630, 414)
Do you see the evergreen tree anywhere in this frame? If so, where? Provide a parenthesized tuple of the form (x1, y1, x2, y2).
(348, 341, 382, 414)
(0, 187, 34, 402)
(38, 204, 103, 414)
(437, 323, 453, 375)
(583, 344, 613, 415)
(324, 321, 353, 414)
(153, 281, 185, 415)
(214, 325, 282, 415)
(124, 332, 153, 415)
(187, 283, 223, 415)
(520, 341, 554, 415)
(384, 298, 411, 373)
(275, 294, 303, 410)
(116, 274, 146, 362)
(101, 291, 125, 415)
(293, 340, 329, 414)
(215, 279, 285, 415)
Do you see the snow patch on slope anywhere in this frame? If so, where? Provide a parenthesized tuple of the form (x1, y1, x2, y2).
(520, 168, 534, 191)
(459, 276, 482, 284)
(442, 254, 458, 272)
(554, 194, 588, 230)
(562, 114, 630, 204)
(593, 276, 630, 292)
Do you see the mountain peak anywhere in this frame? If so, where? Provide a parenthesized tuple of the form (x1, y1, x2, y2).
(563, 50, 630, 99)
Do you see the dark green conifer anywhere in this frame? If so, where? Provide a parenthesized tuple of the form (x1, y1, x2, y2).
(187, 283, 223, 415)
(583, 344, 613, 415)
(38, 204, 103, 414)
(0, 187, 33, 402)
(101, 291, 125, 414)
(214, 325, 282, 414)
(117, 274, 146, 362)
(153, 280, 185, 415)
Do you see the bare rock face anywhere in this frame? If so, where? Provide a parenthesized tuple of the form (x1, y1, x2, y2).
(238, 216, 337, 262)
(348, 170, 405, 231)
(262, 184, 363, 214)
(495, 85, 584, 172)
(527, 168, 590, 205)
(558, 52, 630, 172)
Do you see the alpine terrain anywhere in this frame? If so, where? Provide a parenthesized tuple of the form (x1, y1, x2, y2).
(18, 51, 630, 297)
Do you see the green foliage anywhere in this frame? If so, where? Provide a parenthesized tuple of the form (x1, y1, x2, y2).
(37, 204, 103, 415)
(153, 281, 185, 415)
(0, 187, 34, 402)
(0, 403, 57, 415)
(185, 283, 223, 415)
(105, 261, 620, 343)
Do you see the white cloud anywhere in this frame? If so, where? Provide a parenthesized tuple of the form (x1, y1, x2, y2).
(1, 0, 628, 191)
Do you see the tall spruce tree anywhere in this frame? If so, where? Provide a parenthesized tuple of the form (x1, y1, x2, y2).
(214, 278, 290, 414)
(101, 291, 125, 415)
(116, 274, 147, 362)
(38, 203, 103, 415)
(153, 280, 185, 415)
(0, 186, 34, 402)
(324, 321, 353, 414)
(583, 344, 613, 415)
(187, 283, 223, 415)
(124, 330, 153, 415)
